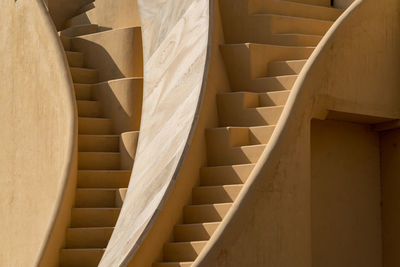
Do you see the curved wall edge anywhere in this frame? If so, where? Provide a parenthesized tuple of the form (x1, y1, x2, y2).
(99, 0, 212, 266)
(0, 0, 77, 266)
(194, 0, 400, 265)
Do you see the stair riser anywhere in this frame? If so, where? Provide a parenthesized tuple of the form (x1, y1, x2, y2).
(269, 15, 333, 35)
(65, 9, 96, 29)
(79, 135, 119, 152)
(183, 204, 232, 224)
(267, 60, 307, 77)
(71, 209, 120, 227)
(249, 0, 341, 21)
(75, 189, 118, 208)
(207, 146, 265, 166)
(78, 153, 121, 170)
(60, 249, 104, 267)
(75, 84, 92, 100)
(78, 118, 113, 135)
(60, 24, 99, 38)
(66, 52, 84, 68)
(164, 242, 206, 262)
(71, 68, 99, 84)
(200, 165, 255, 186)
(218, 107, 284, 127)
(77, 101, 102, 117)
(192, 186, 243, 204)
(174, 223, 219, 242)
(66, 228, 113, 248)
(77, 171, 130, 188)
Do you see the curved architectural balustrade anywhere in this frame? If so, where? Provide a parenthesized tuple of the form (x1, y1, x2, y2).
(0, 0, 76, 266)
(100, 0, 211, 266)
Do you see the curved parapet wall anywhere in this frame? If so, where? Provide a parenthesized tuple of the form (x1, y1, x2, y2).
(0, 0, 76, 266)
(195, 0, 400, 266)
(100, 0, 210, 266)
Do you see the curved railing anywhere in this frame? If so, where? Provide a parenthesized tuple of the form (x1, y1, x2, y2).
(99, 0, 211, 266)
(0, 0, 77, 266)
(193, 0, 400, 265)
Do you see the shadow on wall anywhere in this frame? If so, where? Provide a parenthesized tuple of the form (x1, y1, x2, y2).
(47, 0, 93, 30)
(71, 39, 125, 81)
(71, 36, 143, 134)
(70, 27, 143, 82)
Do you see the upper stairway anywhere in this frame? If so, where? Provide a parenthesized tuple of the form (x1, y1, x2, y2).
(152, 0, 343, 266)
(54, 1, 143, 266)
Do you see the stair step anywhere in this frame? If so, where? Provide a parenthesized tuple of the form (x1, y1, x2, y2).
(77, 100, 102, 117)
(153, 262, 193, 267)
(78, 117, 113, 135)
(174, 222, 220, 242)
(78, 135, 119, 152)
(60, 248, 104, 267)
(265, 14, 333, 35)
(261, 90, 291, 106)
(74, 83, 92, 100)
(284, 0, 331, 7)
(204, 125, 275, 146)
(218, 105, 285, 127)
(77, 170, 131, 188)
(206, 127, 250, 148)
(70, 67, 98, 84)
(207, 144, 266, 166)
(192, 185, 243, 204)
(217, 91, 290, 109)
(71, 208, 120, 227)
(270, 33, 322, 46)
(75, 188, 119, 208)
(76, 1, 96, 15)
(222, 43, 313, 79)
(252, 75, 298, 93)
(249, 125, 276, 144)
(65, 8, 96, 29)
(66, 227, 113, 248)
(200, 164, 255, 186)
(78, 152, 120, 170)
(164, 241, 207, 262)
(60, 36, 71, 51)
(268, 59, 307, 76)
(184, 203, 232, 224)
(221, 43, 310, 92)
(65, 51, 84, 67)
(60, 24, 99, 38)
(250, 0, 342, 21)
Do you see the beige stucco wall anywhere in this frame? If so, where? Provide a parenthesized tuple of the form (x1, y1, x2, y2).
(194, 0, 400, 266)
(311, 119, 382, 267)
(0, 0, 76, 266)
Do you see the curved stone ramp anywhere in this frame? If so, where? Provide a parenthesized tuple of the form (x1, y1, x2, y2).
(98, 1, 211, 266)
(39, 1, 143, 266)
(149, 0, 344, 266)
(0, 0, 76, 266)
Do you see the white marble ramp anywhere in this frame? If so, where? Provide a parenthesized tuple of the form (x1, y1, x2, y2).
(99, 0, 211, 266)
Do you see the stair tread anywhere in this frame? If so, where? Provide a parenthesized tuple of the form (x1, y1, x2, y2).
(253, 12, 336, 22)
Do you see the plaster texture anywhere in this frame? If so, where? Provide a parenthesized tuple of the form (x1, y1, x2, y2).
(194, 0, 400, 266)
(0, 0, 76, 266)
